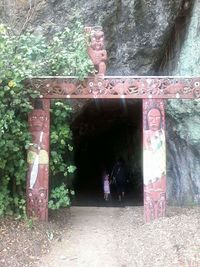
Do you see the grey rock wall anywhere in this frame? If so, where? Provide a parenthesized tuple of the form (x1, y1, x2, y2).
(0, 0, 184, 75)
(166, 0, 200, 205)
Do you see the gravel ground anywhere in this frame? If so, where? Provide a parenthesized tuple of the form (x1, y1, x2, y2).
(117, 206, 200, 267)
(38, 206, 200, 267)
(0, 209, 71, 267)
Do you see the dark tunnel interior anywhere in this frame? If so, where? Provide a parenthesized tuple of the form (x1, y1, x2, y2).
(71, 99, 143, 206)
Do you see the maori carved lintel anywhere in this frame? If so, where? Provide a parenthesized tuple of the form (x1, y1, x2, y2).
(26, 77, 200, 99)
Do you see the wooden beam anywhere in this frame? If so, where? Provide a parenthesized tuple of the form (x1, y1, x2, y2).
(26, 76, 200, 99)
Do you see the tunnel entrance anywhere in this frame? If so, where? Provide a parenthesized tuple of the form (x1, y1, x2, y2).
(71, 99, 143, 206)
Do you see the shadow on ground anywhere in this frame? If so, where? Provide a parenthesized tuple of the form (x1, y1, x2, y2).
(72, 189, 143, 208)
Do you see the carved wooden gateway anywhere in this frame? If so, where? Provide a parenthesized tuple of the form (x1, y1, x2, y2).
(26, 27, 200, 222)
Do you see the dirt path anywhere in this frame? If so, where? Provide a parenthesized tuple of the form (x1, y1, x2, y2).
(39, 206, 128, 267)
(38, 206, 200, 267)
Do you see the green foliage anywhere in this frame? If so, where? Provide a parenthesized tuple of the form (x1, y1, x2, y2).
(0, 22, 94, 216)
(50, 100, 77, 196)
(13, 198, 26, 219)
(48, 183, 75, 210)
(26, 218, 34, 229)
(0, 180, 12, 216)
(44, 22, 94, 79)
(0, 24, 40, 216)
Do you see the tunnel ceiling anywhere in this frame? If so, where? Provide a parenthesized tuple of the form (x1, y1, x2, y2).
(71, 99, 142, 142)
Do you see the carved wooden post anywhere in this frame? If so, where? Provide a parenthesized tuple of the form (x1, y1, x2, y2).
(26, 98, 50, 221)
(86, 26, 107, 76)
(143, 99, 167, 222)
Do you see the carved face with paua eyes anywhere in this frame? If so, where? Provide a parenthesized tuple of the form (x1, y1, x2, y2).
(27, 188, 48, 220)
(91, 30, 105, 51)
(29, 109, 47, 132)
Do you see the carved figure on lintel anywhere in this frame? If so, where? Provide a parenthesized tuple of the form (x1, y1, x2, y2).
(86, 26, 107, 76)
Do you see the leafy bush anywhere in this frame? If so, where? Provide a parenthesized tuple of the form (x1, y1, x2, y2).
(0, 22, 94, 216)
(49, 100, 77, 199)
(48, 183, 75, 210)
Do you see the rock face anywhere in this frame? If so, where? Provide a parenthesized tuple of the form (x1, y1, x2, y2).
(0, 0, 185, 75)
(166, 0, 200, 205)
(166, 100, 200, 205)
(1, 0, 199, 205)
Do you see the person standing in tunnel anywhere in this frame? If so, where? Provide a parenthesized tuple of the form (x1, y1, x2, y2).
(103, 171, 111, 201)
(111, 158, 127, 202)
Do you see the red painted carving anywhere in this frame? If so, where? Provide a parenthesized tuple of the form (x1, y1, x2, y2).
(143, 99, 166, 222)
(86, 26, 107, 75)
(27, 77, 200, 99)
(144, 176, 166, 222)
(26, 99, 50, 221)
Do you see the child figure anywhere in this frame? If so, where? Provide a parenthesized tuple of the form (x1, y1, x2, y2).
(103, 173, 110, 201)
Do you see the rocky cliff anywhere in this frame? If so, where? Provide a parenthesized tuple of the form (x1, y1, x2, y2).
(1, 0, 199, 205)
(166, 0, 200, 205)
(0, 0, 188, 75)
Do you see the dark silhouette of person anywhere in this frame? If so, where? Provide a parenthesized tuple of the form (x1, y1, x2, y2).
(111, 158, 127, 201)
